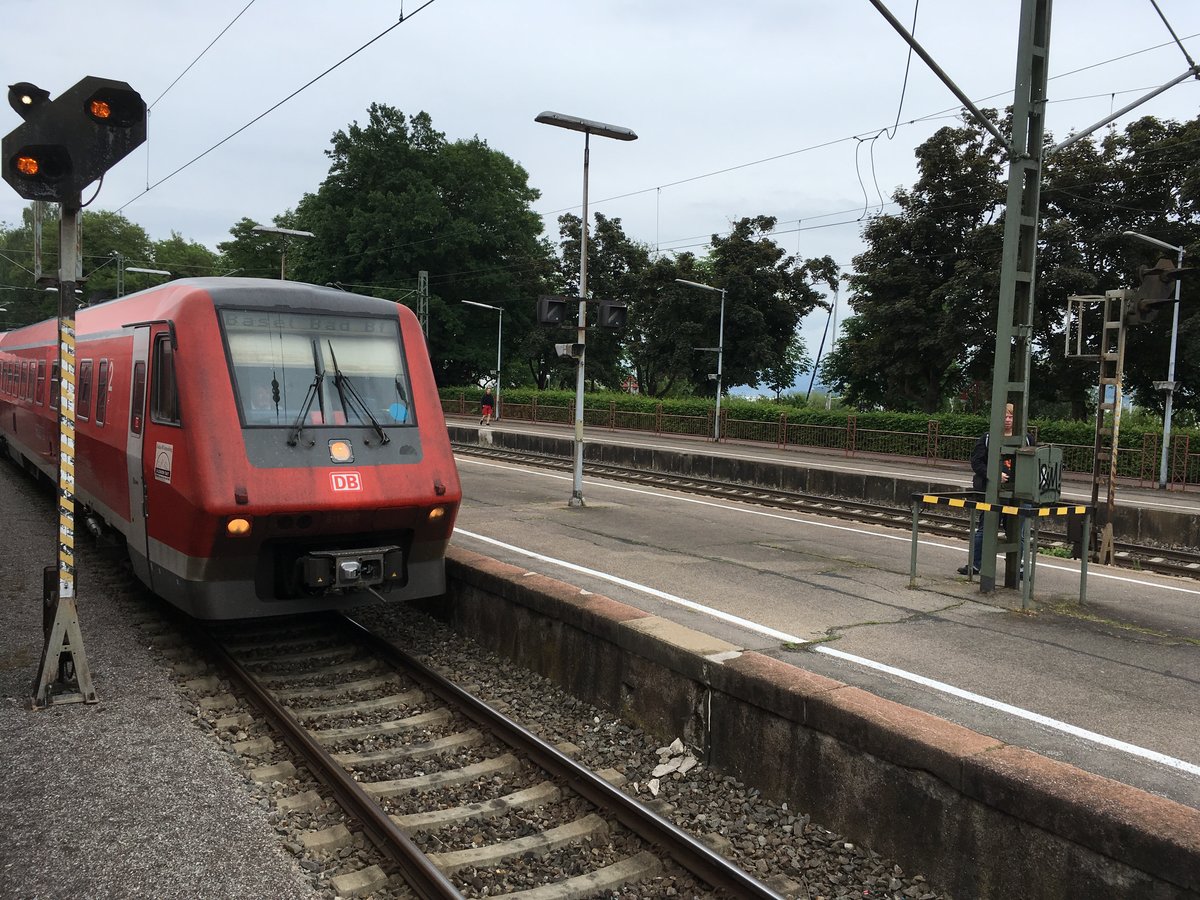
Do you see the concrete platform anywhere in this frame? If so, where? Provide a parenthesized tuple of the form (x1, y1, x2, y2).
(447, 415, 1200, 548)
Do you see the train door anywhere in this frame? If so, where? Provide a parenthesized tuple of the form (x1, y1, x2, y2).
(125, 326, 152, 588)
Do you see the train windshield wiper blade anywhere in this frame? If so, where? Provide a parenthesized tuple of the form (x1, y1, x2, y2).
(327, 341, 389, 445)
(287, 340, 326, 446)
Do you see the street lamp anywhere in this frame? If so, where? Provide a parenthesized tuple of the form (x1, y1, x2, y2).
(252, 225, 315, 279)
(535, 110, 638, 507)
(1122, 230, 1185, 489)
(461, 300, 503, 421)
(676, 278, 727, 441)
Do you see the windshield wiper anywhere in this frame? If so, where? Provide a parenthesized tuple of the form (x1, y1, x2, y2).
(327, 340, 389, 445)
(287, 339, 326, 447)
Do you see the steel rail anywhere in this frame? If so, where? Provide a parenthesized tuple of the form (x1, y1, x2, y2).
(193, 624, 464, 900)
(342, 614, 787, 900)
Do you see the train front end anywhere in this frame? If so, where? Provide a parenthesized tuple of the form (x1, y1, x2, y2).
(144, 280, 461, 619)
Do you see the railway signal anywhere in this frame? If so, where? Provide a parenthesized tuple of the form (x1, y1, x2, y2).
(537, 294, 569, 326)
(597, 298, 627, 329)
(2, 76, 146, 203)
(1123, 256, 1190, 325)
(2, 75, 144, 707)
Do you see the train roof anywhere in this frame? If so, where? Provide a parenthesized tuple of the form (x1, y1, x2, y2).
(98, 277, 407, 316)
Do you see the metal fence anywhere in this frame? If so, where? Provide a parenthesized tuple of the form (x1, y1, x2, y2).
(441, 394, 1198, 490)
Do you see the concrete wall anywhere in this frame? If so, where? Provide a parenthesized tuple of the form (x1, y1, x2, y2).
(450, 425, 1191, 548)
(426, 547, 1200, 900)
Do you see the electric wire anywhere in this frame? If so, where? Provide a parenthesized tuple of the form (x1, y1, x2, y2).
(116, 0, 441, 213)
(148, 0, 258, 110)
(539, 32, 1200, 223)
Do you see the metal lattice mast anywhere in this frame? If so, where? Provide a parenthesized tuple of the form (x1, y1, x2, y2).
(979, 0, 1052, 593)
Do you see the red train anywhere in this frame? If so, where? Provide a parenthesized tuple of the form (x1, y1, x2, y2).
(0, 278, 461, 619)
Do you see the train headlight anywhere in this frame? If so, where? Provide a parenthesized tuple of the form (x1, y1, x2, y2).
(428, 506, 446, 522)
(328, 439, 354, 463)
(225, 517, 252, 536)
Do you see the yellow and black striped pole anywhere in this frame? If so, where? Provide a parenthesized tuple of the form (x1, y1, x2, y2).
(32, 200, 96, 708)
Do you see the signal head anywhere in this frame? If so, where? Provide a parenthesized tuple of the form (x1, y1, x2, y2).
(2, 76, 146, 203)
(8, 82, 50, 120)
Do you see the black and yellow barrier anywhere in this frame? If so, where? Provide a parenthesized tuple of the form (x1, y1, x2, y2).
(909, 491, 1093, 607)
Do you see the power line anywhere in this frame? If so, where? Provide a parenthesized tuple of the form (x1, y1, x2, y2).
(117, 0, 441, 213)
(148, 0, 258, 110)
(538, 32, 1200, 222)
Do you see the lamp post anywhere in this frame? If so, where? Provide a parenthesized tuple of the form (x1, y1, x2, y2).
(535, 110, 637, 507)
(1122, 230, 1185, 489)
(676, 278, 727, 441)
(462, 300, 503, 421)
(252, 225, 315, 279)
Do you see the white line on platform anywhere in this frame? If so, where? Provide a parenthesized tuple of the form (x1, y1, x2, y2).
(453, 527, 806, 645)
(814, 646, 1200, 778)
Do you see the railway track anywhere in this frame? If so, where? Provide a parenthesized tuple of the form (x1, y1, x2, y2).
(191, 613, 784, 899)
(453, 442, 1200, 581)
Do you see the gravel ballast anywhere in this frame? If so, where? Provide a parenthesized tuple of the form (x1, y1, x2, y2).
(0, 465, 320, 900)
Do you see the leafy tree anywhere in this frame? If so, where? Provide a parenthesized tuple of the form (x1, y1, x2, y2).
(215, 217, 288, 279)
(762, 334, 812, 401)
(825, 112, 1007, 412)
(153, 231, 221, 281)
(289, 105, 555, 387)
(826, 110, 1200, 420)
(695, 215, 835, 395)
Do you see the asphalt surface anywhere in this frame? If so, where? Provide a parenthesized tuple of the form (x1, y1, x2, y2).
(451, 446, 1200, 811)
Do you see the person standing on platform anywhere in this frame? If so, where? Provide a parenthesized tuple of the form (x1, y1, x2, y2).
(480, 385, 495, 426)
(960, 403, 1024, 575)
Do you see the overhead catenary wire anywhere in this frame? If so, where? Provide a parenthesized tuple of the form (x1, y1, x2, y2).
(117, 0, 441, 213)
(148, 0, 258, 110)
(538, 32, 1199, 224)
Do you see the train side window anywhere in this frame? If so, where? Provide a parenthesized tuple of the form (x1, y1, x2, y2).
(95, 359, 110, 425)
(130, 361, 146, 435)
(35, 361, 46, 406)
(78, 360, 94, 421)
(20, 361, 29, 401)
(50, 362, 60, 410)
(150, 335, 180, 425)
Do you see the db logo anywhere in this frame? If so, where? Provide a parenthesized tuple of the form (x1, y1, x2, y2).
(330, 471, 363, 492)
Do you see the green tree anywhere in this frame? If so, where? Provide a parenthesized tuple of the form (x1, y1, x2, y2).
(290, 105, 555, 387)
(824, 113, 1007, 412)
(825, 110, 1200, 420)
(762, 334, 812, 401)
(697, 215, 835, 395)
(215, 217, 287, 280)
(153, 231, 221, 281)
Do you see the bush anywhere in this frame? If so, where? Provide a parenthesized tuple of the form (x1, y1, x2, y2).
(437, 386, 1194, 450)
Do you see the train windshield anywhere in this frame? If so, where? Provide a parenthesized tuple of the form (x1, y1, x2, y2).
(221, 310, 413, 428)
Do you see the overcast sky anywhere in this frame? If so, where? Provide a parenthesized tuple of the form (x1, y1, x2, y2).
(4, 1, 1198, 381)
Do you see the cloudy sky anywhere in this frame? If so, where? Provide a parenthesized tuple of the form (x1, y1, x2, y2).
(3, 1, 1198, 375)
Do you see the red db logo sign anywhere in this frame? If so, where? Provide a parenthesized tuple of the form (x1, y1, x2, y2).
(330, 471, 362, 492)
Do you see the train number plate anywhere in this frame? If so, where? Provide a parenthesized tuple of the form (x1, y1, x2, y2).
(330, 471, 363, 492)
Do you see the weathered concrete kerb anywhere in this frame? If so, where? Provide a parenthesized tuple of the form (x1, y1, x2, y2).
(425, 547, 1200, 899)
